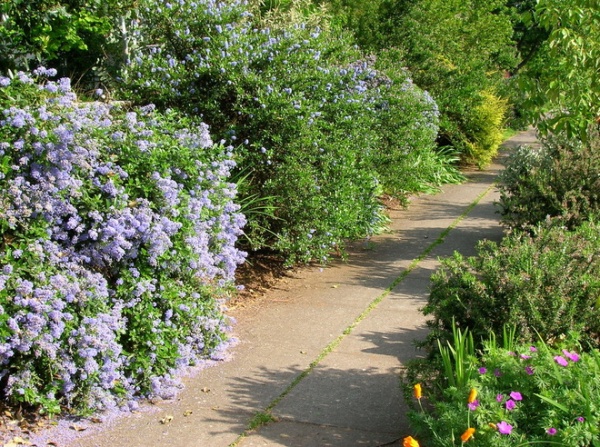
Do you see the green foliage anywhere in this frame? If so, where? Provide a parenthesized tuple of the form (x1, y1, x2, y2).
(375, 0, 516, 163)
(405, 334, 600, 446)
(520, 0, 600, 139)
(424, 220, 600, 353)
(121, 0, 449, 265)
(370, 50, 464, 197)
(438, 324, 476, 390)
(498, 131, 600, 229)
(463, 91, 508, 168)
(0, 0, 135, 91)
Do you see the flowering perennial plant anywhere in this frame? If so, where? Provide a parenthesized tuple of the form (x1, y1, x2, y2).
(0, 70, 246, 414)
(405, 333, 600, 446)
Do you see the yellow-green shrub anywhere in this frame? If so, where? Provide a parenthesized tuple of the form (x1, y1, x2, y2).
(464, 91, 508, 168)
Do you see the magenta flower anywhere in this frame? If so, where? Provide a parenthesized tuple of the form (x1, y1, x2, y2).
(554, 355, 569, 366)
(577, 417, 585, 423)
(525, 365, 534, 375)
(468, 400, 479, 411)
(510, 391, 523, 401)
(520, 354, 531, 360)
(478, 367, 487, 374)
(562, 349, 580, 362)
(496, 394, 504, 402)
(530, 346, 537, 352)
(497, 421, 513, 435)
(547, 428, 557, 436)
(505, 399, 516, 411)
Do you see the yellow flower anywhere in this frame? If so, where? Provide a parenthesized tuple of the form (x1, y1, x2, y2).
(467, 388, 477, 403)
(403, 436, 420, 447)
(461, 427, 475, 442)
(413, 383, 422, 400)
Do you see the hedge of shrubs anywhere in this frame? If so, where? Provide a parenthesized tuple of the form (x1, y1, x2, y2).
(120, 0, 457, 264)
(0, 70, 246, 414)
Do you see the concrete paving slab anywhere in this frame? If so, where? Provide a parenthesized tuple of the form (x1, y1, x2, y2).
(241, 420, 395, 447)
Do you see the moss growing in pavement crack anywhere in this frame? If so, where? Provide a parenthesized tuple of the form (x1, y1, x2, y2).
(229, 184, 495, 447)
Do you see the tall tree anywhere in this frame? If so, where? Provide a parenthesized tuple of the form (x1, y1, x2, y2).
(520, 0, 600, 138)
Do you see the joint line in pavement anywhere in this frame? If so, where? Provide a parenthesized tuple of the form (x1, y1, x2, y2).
(230, 183, 495, 446)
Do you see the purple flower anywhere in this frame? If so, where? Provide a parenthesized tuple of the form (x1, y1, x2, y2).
(505, 399, 516, 411)
(525, 366, 534, 375)
(554, 355, 569, 367)
(494, 368, 502, 377)
(497, 421, 513, 435)
(468, 400, 479, 411)
(496, 394, 504, 403)
(577, 417, 585, 423)
(478, 367, 487, 374)
(509, 391, 522, 401)
(547, 428, 557, 436)
(562, 349, 580, 362)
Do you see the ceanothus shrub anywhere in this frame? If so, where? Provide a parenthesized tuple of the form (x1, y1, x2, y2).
(0, 69, 246, 414)
(121, 0, 443, 264)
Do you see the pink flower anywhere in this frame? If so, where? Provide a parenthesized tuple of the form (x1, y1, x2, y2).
(577, 417, 585, 423)
(525, 366, 534, 375)
(496, 394, 504, 402)
(562, 349, 580, 362)
(505, 399, 516, 411)
(530, 346, 537, 352)
(547, 428, 557, 436)
(509, 391, 522, 401)
(520, 354, 531, 360)
(497, 421, 513, 435)
(468, 400, 479, 411)
(554, 355, 568, 366)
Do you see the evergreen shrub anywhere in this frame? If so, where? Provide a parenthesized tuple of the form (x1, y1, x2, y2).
(0, 70, 246, 414)
(463, 91, 508, 168)
(121, 0, 447, 264)
(424, 220, 600, 353)
(498, 131, 600, 230)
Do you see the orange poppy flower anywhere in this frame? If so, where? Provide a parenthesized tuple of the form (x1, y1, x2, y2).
(461, 427, 476, 442)
(403, 435, 420, 447)
(413, 383, 422, 400)
(467, 388, 477, 403)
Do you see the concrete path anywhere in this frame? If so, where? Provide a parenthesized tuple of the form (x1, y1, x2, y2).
(61, 129, 539, 447)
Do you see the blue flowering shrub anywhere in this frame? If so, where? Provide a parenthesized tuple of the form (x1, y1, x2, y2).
(120, 0, 450, 264)
(0, 70, 246, 414)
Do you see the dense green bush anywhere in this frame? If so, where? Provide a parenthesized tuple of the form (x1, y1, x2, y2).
(0, 0, 134, 90)
(370, 50, 464, 198)
(120, 0, 449, 264)
(368, 0, 516, 166)
(0, 70, 245, 414)
(498, 131, 600, 230)
(423, 220, 600, 353)
(462, 91, 508, 168)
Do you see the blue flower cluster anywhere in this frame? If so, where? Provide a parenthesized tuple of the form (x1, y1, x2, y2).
(0, 69, 246, 413)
